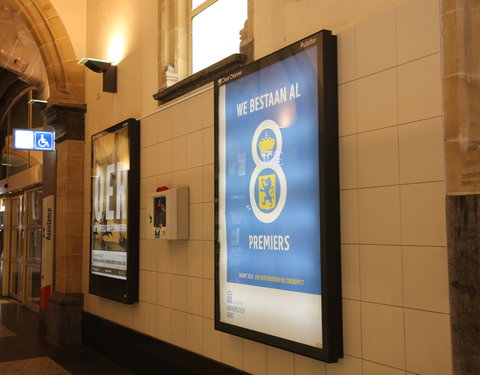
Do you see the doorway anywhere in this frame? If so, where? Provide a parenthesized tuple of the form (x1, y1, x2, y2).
(8, 188, 42, 311)
(0, 198, 4, 292)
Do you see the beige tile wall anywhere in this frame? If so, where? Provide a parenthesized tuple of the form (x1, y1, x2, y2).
(82, 0, 450, 374)
(336, 1, 451, 375)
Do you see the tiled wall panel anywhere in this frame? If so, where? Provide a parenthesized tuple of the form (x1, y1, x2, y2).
(82, 0, 449, 374)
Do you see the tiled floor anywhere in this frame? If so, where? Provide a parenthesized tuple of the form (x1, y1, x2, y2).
(0, 298, 134, 375)
(0, 357, 71, 374)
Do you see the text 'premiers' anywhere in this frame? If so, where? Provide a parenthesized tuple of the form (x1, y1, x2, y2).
(249, 235, 290, 251)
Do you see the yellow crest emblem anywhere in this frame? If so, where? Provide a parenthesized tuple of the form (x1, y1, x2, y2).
(258, 133, 276, 161)
(258, 174, 276, 210)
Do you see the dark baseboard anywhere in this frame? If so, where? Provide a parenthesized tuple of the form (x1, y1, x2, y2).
(447, 194, 480, 374)
(82, 312, 250, 375)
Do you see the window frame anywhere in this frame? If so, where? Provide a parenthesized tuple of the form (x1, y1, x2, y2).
(0, 88, 43, 179)
(189, 0, 248, 75)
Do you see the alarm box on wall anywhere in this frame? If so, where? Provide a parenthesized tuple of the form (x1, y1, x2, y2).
(147, 186, 189, 240)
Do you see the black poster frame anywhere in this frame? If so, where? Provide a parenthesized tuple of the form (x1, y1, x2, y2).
(214, 30, 342, 362)
(89, 118, 140, 304)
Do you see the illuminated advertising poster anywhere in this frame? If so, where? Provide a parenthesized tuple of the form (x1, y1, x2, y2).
(90, 119, 139, 304)
(215, 31, 342, 361)
(92, 126, 129, 279)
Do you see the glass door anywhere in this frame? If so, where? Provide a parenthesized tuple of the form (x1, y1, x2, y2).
(25, 189, 42, 309)
(0, 199, 5, 293)
(8, 188, 42, 311)
(9, 194, 24, 300)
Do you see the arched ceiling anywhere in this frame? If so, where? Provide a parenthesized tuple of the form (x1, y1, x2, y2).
(0, 0, 48, 100)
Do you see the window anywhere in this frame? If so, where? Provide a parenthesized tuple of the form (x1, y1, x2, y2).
(158, 0, 250, 89)
(191, 0, 248, 73)
(0, 89, 44, 179)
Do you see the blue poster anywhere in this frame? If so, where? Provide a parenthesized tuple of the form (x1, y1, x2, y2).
(222, 46, 321, 295)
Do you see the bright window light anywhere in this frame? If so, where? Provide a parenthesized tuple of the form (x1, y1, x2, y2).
(192, 0, 247, 73)
(191, 0, 203, 9)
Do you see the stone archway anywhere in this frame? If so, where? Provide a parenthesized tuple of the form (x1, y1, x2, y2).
(9, 0, 84, 105)
(1, 0, 86, 346)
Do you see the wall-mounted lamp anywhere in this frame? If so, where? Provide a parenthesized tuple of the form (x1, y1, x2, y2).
(78, 57, 117, 93)
(28, 99, 47, 110)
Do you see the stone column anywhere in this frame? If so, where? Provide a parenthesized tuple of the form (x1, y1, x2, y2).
(158, 0, 189, 88)
(443, 1, 480, 373)
(41, 103, 85, 346)
(239, 0, 254, 63)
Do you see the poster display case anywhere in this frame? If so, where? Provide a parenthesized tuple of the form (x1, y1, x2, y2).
(215, 30, 342, 362)
(89, 118, 140, 304)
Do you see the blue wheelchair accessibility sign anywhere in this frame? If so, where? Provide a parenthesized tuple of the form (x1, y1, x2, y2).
(13, 129, 55, 151)
(35, 131, 54, 151)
